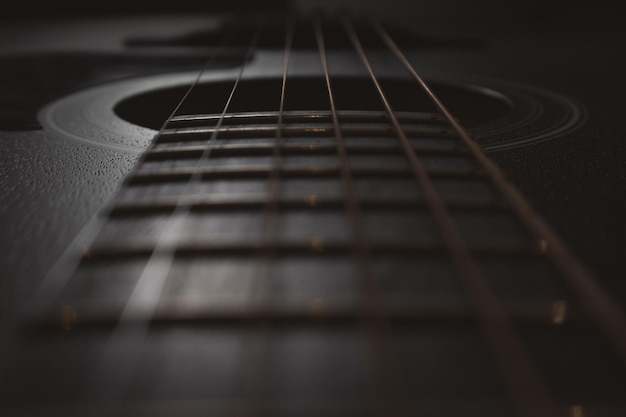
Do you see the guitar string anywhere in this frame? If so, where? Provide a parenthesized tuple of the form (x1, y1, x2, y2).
(313, 17, 409, 417)
(262, 16, 295, 251)
(370, 19, 626, 368)
(236, 15, 296, 411)
(84, 22, 266, 402)
(343, 18, 563, 417)
(22, 25, 240, 319)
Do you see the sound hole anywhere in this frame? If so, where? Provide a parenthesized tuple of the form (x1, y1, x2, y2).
(114, 77, 511, 130)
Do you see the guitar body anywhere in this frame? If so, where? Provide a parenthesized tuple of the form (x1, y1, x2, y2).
(1, 3, 625, 416)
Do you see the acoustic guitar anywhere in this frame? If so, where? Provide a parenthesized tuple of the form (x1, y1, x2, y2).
(1, 3, 625, 416)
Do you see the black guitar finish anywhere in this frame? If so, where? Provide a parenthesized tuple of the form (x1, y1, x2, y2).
(1, 2, 625, 416)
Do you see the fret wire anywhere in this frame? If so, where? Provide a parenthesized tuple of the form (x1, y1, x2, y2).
(313, 17, 407, 417)
(144, 142, 468, 160)
(343, 18, 563, 417)
(127, 165, 486, 185)
(30, 298, 583, 329)
(108, 196, 506, 217)
(168, 109, 447, 124)
(78, 239, 535, 260)
(84, 23, 267, 402)
(370, 18, 626, 367)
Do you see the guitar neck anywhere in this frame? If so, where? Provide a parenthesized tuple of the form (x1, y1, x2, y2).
(6, 14, 626, 417)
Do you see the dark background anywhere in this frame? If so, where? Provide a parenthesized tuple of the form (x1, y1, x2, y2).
(4, 1, 623, 22)
(5, 1, 626, 42)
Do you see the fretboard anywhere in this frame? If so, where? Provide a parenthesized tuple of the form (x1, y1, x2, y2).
(47, 108, 547, 320)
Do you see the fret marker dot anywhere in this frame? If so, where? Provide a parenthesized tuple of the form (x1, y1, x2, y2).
(570, 405, 585, 417)
(61, 306, 77, 332)
(310, 298, 327, 318)
(552, 300, 567, 325)
(310, 237, 325, 253)
(305, 195, 319, 207)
